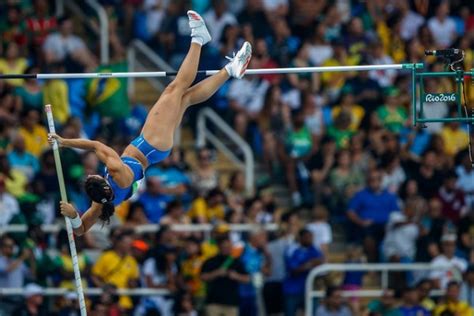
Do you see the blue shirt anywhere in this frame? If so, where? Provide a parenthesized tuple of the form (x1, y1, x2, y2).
(398, 305, 429, 316)
(283, 245, 323, 295)
(146, 166, 191, 203)
(240, 244, 265, 297)
(7, 151, 39, 179)
(137, 192, 168, 223)
(348, 188, 399, 224)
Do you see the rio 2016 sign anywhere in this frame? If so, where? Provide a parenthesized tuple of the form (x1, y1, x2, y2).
(424, 93, 457, 103)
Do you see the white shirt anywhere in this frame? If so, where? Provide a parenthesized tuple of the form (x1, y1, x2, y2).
(42, 33, 86, 60)
(0, 193, 19, 226)
(427, 17, 457, 48)
(141, 258, 176, 316)
(382, 166, 406, 194)
(369, 55, 396, 87)
(228, 78, 270, 114)
(263, 0, 289, 11)
(308, 45, 333, 66)
(430, 254, 468, 289)
(382, 212, 419, 260)
(400, 11, 425, 40)
(203, 9, 237, 46)
(144, 0, 169, 35)
(456, 165, 474, 207)
(306, 221, 332, 250)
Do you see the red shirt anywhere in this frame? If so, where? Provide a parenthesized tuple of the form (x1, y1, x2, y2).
(437, 187, 466, 223)
(26, 17, 57, 45)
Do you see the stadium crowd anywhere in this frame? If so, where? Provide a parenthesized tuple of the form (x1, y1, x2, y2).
(1, 0, 474, 315)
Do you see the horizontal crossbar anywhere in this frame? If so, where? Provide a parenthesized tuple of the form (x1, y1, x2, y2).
(0, 63, 422, 80)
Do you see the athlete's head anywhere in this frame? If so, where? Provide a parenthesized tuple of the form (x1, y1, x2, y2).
(85, 175, 115, 223)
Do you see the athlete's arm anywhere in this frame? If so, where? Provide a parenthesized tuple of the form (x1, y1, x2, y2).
(48, 133, 123, 176)
(60, 201, 102, 236)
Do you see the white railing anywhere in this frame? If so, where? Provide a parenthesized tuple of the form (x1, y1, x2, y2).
(127, 39, 175, 96)
(61, 0, 109, 64)
(305, 263, 446, 316)
(0, 223, 277, 235)
(197, 108, 255, 195)
(0, 287, 169, 296)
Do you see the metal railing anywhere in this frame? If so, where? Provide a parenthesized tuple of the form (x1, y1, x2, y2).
(0, 287, 169, 297)
(0, 223, 277, 235)
(126, 39, 175, 96)
(197, 108, 255, 195)
(305, 263, 446, 316)
(60, 0, 109, 64)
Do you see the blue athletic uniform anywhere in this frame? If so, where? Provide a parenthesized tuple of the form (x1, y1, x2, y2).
(104, 135, 171, 206)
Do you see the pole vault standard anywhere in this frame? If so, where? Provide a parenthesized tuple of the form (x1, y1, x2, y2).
(45, 105, 87, 316)
(0, 63, 424, 80)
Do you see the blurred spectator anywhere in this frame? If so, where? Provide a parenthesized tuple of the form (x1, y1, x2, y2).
(327, 111, 354, 149)
(239, 229, 271, 316)
(460, 265, 474, 306)
(0, 5, 28, 48)
(416, 197, 446, 262)
(138, 177, 168, 223)
(456, 150, 474, 209)
(306, 205, 332, 255)
(190, 147, 219, 197)
(375, 87, 407, 134)
(433, 281, 473, 316)
(203, 0, 237, 48)
(427, 2, 457, 48)
(382, 199, 420, 263)
(124, 201, 149, 227)
(25, 0, 57, 52)
(327, 149, 365, 213)
(18, 108, 49, 158)
(42, 16, 95, 71)
(0, 149, 27, 198)
(416, 279, 436, 312)
(430, 234, 468, 289)
(346, 169, 399, 262)
(12, 283, 46, 316)
(43, 63, 70, 125)
(396, 0, 425, 41)
(341, 244, 366, 295)
(458, 208, 474, 261)
(91, 231, 139, 311)
(264, 214, 300, 315)
(331, 88, 365, 132)
(7, 133, 39, 180)
(440, 114, 469, 158)
(315, 286, 353, 316)
(225, 170, 247, 213)
(410, 150, 443, 199)
(244, 197, 273, 225)
(201, 236, 250, 316)
(368, 41, 397, 88)
(283, 228, 324, 316)
(14, 66, 43, 111)
(160, 200, 190, 226)
(33, 150, 59, 196)
(188, 188, 226, 224)
(237, 0, 272, 40)
(136, 246, 178, 316)
(366, 288, 401, 316)
(397, 286, 429, 316)
(0, 42, 28, 87)
(146, 153, 192, 205)
(308, 23, 333, 66)
(437, 170, 467, 224)
(0, 174, 20, 226)
(55, 230, 90, 291)
(180, 237, 205, 305)
(381, 153, 406, 194)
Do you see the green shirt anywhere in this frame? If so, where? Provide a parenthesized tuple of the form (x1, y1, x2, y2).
(14, 86, 43, 110)
(286, 125, 313, 158)
(376, 105, 408, 133)
(327, 125, 354, 149)
(86, 61, 130, 119)
(368, 300, 402, 316)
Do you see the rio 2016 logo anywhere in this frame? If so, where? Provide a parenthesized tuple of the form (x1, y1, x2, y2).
(424, 93, 457, 103)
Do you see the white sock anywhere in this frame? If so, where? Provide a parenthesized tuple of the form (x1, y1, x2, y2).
(191, 37, 203, 46)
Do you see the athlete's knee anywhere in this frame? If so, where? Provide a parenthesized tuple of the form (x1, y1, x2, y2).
(165, 80, 186, 94)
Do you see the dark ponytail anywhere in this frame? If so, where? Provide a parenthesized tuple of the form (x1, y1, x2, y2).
(99, 201, 115, 224)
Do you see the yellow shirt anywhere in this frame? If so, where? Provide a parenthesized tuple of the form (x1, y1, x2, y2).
(188, 197, 225, 222)
(434, 300, 473, 316)
(321, 56, 359, 91)
(18, 125, 49, 158)
(92, 250, 139, 309)
(43, 80, 70, 124)
(440, 127, 469, 156)
(332, 104, 365, 131)
(4, 169, 27, 198)
(0, 58, 27, 86)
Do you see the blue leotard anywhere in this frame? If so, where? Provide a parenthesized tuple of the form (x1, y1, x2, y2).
(104, 135, 171, 206)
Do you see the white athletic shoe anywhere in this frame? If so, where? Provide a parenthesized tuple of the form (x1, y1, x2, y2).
(187, 10, 211, 46)
(225, 41, 252, 79)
